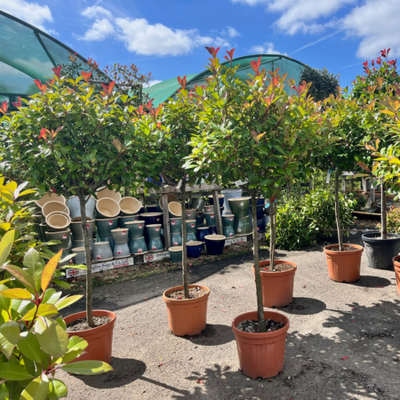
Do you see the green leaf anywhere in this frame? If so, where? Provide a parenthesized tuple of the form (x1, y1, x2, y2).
(0, 230, 15, 266)
(22, 304, 58, 321)
(23, 249, 40, 269)
(0, 332, 15, 360)
(0, 321, 20, 345)
(67, 336, 88, 352)
(61, 360, 113, 375)
(51, 279, 70, 289)
(35, 317, 68, 358)
(17, 332, 42, 363)
(19, 375, 49, 400)
(0, 363, 33, 381)
(54, 295, 83, 311)
(48, 379, 67, 399)
(0, 265, 35, 291)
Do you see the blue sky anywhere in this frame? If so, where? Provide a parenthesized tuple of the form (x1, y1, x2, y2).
(1, 0, 400, 89)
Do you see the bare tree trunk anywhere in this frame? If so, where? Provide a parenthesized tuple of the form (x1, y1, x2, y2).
(381, 182, 387, 240)
(78, 192, 94, 327)
(270, 200, 276, 269)
(335, 171, 344, 251)
(252, 189, 266, 332)
(181, 180, 189, 298)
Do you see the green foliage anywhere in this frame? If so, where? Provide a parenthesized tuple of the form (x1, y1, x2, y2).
(382, 207, 400, 234)
(273, 190, 356, 250)
(300, 65, 340, 102)
(0, 231, 112, 399)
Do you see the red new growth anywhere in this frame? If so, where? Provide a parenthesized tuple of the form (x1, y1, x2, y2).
(34, 79, 47, 94)
(12, 97, 22, 109)
(52, 66, 62, 78)
(177, 75, 187, 90)
(205, 46, 220, 58)
(224, 49, 235, 62)
(100, 81, 115, 97)
(39, 128, 47, 140)
(250, 56, 262, 76)
(81, 71, 92, 83)
(0, 101, 8, 115)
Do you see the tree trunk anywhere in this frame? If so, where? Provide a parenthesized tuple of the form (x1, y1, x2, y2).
(381, 182, 387, 240)
(269, 200, 276, 269)
(251, 189, 266, 332)
(335, 171, 344, 251)
(78, 192, 94, 328)
(181, 180, 189, 298)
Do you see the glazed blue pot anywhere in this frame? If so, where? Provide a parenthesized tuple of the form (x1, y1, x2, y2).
(197, 227, 210, 242)
(257, 218, 266, 233)
(146, 204, 159, 213)
(205, 235, 226, 256)
(249, 206, 265, 220)
(96, 218, 119, 237)
(186, 232, 197, 243)
(129, 236, 148, 255)
(96, 235, 114, 251)
(187, 241, 203, 258)
(66, 196, 96, 220)
(208, 226, 218, 235)
(140, 212, 163, 226)
(208, 194, 224, 207)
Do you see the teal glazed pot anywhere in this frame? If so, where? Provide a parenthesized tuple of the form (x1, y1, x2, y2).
(45, 229, 71, 249)
(169, 246, 182, 263)
(72, 238, 95, 251)
(96, 217, 119, 238)
(171, 232, 182, 246)
(222, 214, 235, 228)
(228, 197, 251, 218)
(92, 241, 113, 262)
(191, 197, 205, 211)
(119, 215, 139, 228)
(204, 205, 215, 213)
(66, 196, 96, 220)
(186, 232, 197, 243)
(146, 224, 162, 239)
(125, 220, 145, 238)
(223, 227, 235, 238)
(96, 236, 114, 251)
(111, 228, 129, 245)
(113, 243, 130, 258)
(70, 219, 95, 241)
(169, 217, 182, 233)
(129, 236, 148, 255)
(186, 220, 197, 234)
(205, 212, 216, 227)
(234, 215, 252, 236)
(148, 236, 164, 252)
(185, 209, 196, 220)
(195, 212, 204, 227)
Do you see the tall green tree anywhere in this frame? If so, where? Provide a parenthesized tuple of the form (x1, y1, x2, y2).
(300, 65, 340, 101)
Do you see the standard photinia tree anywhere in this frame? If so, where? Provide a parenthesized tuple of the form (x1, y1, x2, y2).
(353, 49, 400, 239)
(0, 67, 159, 327)
(187, 48, 325, 330)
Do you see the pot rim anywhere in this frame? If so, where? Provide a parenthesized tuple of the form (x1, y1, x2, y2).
(362, 231, 400, 241)
(324, 244, 364, 254)
(162, 284, 210, 303)
(45, 229, 70, 234)
(95, 217, 119, 222)
(186, 219, 196, 223)
(94, 241, 111, 245)
(146, 224, 162, 228)
(139, 212, 163, 217)
(130, 236, 145, 240)
(186, 241, 203, 246)
(45, 212, 71, 230)
(71, 219, 94, 224)
(169, 246, 183, 252)
(125, 220, 145, 225)
(208, 194, 225, 198)
(228, 196, 251, 202)
(71, 247, 85, 252)
(254, 260, 297, 275)
(65, 310, 116, 335)
(96, 197, 120, 218)
(111, 228, 129, 233)
(35, 193, 66, 208)
(204, 212, 215, 215)
(197, 227, 210, 230)
(205, 234, 226, 241)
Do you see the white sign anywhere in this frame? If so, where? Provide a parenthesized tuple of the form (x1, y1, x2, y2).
(143, 251, 170, 263)
(65, 257, 134, 278)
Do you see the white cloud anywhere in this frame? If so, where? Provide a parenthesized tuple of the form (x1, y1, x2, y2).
(341, 0, 400, 58)
(250, 41, 286, 55)
(0, 0, 53, 31)
(78, 18, 115, 41)
(81, 5, 113, 20)
(227, 26, 240, 38)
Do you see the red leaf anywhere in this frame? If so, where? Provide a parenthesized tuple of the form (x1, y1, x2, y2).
(205, 46, 220, 58)
(52, 65, 62, 78)
(81, 71, 92, 83)
(0, 100, 8, 115)
(226, 49, 235, 61)
(341, 356, 349, 360)
(39, 128, 47, 140)
(11, 96, 22, 109)
(33, 79, 47, 93)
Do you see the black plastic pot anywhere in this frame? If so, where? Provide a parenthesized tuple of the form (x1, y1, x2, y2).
(362, 231, 400, 270)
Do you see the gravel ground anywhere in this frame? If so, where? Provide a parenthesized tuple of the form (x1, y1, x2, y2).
(60, 241, 400, 400)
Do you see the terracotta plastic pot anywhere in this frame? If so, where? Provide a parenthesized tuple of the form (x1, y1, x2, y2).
(35, 193, 66, 208)
(393, 256, 400, 295)
(254, 260, 297, 307)
(163, 285, 210, 336)
(45, 212, 71, 231)
(169, 246, 182, 263)
(96, 187, 121, 203)
(64, 310, 116, 363)
(205, 234, 226, 255)
(96, 197, 120, 219)
(232, 311, 289, 378)
(119, 197, 141, 215)
(125, 220, 145, 238)
(42, 201, 69, 217)
(324, 244, 363, 282)
(187, 241, 203, 258)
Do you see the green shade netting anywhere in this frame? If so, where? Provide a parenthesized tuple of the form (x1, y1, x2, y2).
(143, 54, 306, 106)
(0, 10, 88, 106)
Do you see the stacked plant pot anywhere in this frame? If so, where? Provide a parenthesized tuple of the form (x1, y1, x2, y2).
(229, 197, 252, 236)
(126, 220, 148, 255)
(222, 214, 235, 238)
(249, 197, 266, 233)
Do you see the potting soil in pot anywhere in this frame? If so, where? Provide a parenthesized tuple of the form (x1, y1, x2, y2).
(166, 286, 208, 300)
(66, 316, 111, 331)
(262, 263, 295, 272)
(329, 245, 359, 252)
(236, 319, 285, 333)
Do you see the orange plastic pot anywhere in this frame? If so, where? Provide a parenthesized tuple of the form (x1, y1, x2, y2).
(64, 310, 116, 363)
(163, 285, 210, 336)
(253, 260, 297, 308)
(324, 244, 363, 282)
(232, 311, 289, 379)
(393, 256, 400, 295)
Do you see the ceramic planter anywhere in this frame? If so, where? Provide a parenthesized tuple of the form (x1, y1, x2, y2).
(140, 212, 163, 226)
(42, 201, 70, 217)
(146, 204, 159, 213)
(169, 246, 182, 263)
(186, 220, 197, 234)
(208, 226, 218, 235)
(96, 217, 119, 237)
(111, 228, 129, 245)
(96, 187, 121, 203)
(35, 222, 47, 242)
(45, 229, 71, 248)
(64, 310, 116, 363)
(232, 311, 289, 378)
(197, 227, 210, 242)
(221, 189, 242, 214)
(96, 197, 120, 219)
(187, 241, 203, 258)
(148, 237, 163, 252)
(95, 236, 114, 251)
(92, 242, 113, 262)
(168, 202, 182, 217)
(71, 247, 88, 265)
(186, 232, 197, 243)
(222, 214, 235, 227)
(195, 212, 204, 227)
(125, 220, 145, 238)
(205, 234, 226, 255)
(113, 243, 130, 258)
(119, 196, 141, 216)
(46, 212, 71, 231)
(70, 219, 95, 241)
(163, 285, 210, 336)
(158, 193, 179, 210)
(35, 193, 66, 209)
(204, 205, 215, 213)
(146, 224, 162, 239)
(229, 197, 251, 218)
(254, 260, 297, 307)
(72, 238, 95, 252)
(171, 232, 182, 246)
(208, 194, 224, 207)
(362, 232, 400, 270)
(324, 244, 363, 282)
(257, 218, 266, 233)
(119, 215, 139, 228)
(204, 212, 216, 227)
(191, 197, 205, 211)
(129, 236, 148, 255)
(392, 256, 400, 295)
(234, 215, 252, 236)
(170, 217, 182, 233)
(223, 227, 235, 238)
(66, 196, 96, 220)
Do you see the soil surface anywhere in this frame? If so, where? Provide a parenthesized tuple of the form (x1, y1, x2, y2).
(329, 245, 360, 252)
(263, 262, 294, 272)
(236, 319, 285, 333)
(166, 287, 208, 300)
(67, 316, 111, 332)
